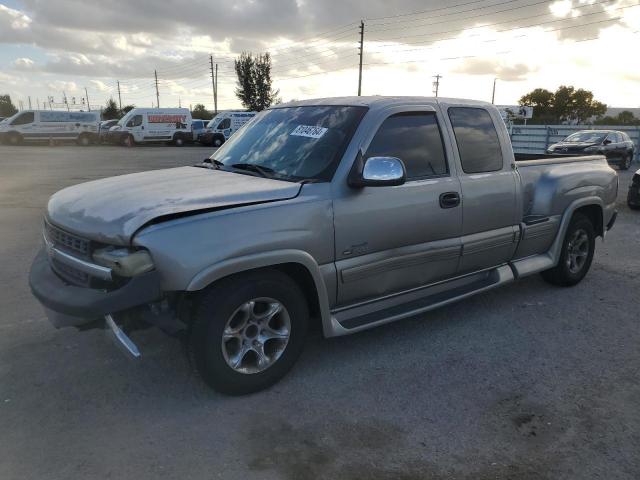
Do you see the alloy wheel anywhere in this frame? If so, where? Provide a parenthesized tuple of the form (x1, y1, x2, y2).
(221, 297, 291, 374)
(566, 228, 589, 274)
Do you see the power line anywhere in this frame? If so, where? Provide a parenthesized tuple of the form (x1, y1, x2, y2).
(365, 1, 636, 51)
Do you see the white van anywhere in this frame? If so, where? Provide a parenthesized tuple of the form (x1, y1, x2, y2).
(0, 110, 100, 145)
(202, 111, 257, 147)
(109, 108, 192, 146)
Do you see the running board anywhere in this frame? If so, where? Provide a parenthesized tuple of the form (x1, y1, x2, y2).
(328, 265, 514, 336)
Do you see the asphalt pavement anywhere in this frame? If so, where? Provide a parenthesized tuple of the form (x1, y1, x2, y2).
(0, 145, 638, 479)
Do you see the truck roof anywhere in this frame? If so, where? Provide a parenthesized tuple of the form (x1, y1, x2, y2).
(275, 96, 492, 110)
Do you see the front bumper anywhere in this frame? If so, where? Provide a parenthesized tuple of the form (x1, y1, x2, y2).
(29, 248, 161, 328)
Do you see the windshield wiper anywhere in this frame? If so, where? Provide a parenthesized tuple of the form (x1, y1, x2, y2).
(230, 163, 275, 178)
(194, 158, 225, 170)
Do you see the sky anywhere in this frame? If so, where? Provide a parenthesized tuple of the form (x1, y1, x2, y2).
(0, 0, 639, 112)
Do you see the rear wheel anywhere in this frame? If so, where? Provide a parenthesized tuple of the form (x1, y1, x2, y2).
(173, 133, 185, 147)
(620, 153, 632, 170)
(189, 270, 308, 395)
(541, 213, 595, 286)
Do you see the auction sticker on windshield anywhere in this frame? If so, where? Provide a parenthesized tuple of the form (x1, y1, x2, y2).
(291, 125, 328, 139)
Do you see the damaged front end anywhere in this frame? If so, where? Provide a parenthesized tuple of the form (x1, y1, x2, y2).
(29, 220, 187, 357)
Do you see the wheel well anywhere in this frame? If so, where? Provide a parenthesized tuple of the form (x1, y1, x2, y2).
(186, 263, 323, 331)
(574, 204, 603, 237)
(272, 263, 322, 330)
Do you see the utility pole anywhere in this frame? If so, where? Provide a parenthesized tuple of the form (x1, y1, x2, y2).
(36, 98, 40, 110)
(210, 55, 218, 114)
(28, 96, 32, 109)
(117, 81, 122, 111)
(154, 70, 160, 108)
(357, 20, 365, 96)
(85, 87, 91, 111)
(491, 78, 497, 104)
(432, 74, 442, 97)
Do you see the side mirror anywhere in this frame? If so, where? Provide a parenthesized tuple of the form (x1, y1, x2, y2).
(603, 139, 612, 145)
(348, 152, 406, 188)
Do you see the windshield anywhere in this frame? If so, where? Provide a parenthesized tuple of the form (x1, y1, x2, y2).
(211, 106, 367, 182)
(206, 116, 222, 129)
(564, 132, 606, 143)
(117, 113, 133, 127)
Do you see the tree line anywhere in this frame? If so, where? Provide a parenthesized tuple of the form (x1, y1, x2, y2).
(518, 85, 640, 125)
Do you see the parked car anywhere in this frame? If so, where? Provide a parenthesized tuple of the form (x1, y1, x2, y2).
(547, 130, 635, 170)
(29, 96, 618, 395)
(98, 119, 118, 143)
(628, 168, 640, 210)
(200, 111, 256, 147)
(108, 108, 192, 146)
(0, 110, 100, 145)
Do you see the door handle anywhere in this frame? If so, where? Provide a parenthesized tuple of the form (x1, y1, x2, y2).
(439, 192, 460, 209)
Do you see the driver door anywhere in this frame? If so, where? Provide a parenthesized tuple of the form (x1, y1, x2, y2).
(333, 107, 463, 306)
(126, 114, 144, 142)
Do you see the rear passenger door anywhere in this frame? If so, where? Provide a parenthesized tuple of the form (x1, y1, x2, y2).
(444, 106, 520, 274)
(333, 107, 463, 306)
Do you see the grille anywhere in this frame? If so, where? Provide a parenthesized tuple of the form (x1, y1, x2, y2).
(45, 221, 90, 258)
(51, 257, 90, 286)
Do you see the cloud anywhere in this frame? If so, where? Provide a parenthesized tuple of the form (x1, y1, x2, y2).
(14, 57, 35, 69)
(452, 58, 539, 81)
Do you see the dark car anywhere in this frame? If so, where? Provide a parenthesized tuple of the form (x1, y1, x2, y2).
(628, 169, 640, 210)
(547, 130, 635, 170)
(98, 119, 119, 143)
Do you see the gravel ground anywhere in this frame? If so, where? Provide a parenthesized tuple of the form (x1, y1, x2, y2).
(0, 145, 638, 480)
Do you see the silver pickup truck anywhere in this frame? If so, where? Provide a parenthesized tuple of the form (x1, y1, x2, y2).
(29, 97, 618, 394)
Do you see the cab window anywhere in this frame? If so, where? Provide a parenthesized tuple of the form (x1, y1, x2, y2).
(218, 118, 231, 130)
(448, 107, 503, 174)
(365, 112, 449, 180)
(11, 112, 35, 126)
(126, 115, 143, 127)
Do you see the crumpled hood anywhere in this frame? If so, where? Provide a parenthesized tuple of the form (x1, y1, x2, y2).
(46, 166, 301, 244)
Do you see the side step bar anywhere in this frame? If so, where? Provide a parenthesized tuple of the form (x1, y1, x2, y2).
(329, 265, 514, 336)
(105, 314, 141, 358)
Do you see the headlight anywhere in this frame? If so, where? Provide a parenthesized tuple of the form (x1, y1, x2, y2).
(92, 247, 154, 277)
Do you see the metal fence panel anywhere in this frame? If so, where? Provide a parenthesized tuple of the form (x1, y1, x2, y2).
(510, 124, 640, 163)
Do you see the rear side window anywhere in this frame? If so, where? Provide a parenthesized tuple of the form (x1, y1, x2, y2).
(365, 112, 448, 179)
(448, 107, 503, 173)
(11, 112, 34, 125)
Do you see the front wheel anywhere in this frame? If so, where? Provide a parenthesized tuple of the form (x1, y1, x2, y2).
(212, 135, 224, 148)
(77, 134, 92, 146)
(540, 213, 595, 286)
(7, 132, 22, 145)
(189, 270, 309, 395)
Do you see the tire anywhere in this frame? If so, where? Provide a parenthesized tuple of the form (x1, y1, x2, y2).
(619, 153, 632, 171)
(173, 134, 185, 147)
(189, 270, 309, 395)
(540, 213, 595, 286)
(7, 132, 22, 145)
(77, 134, 91, 146)
(212, 135, 224, 148)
